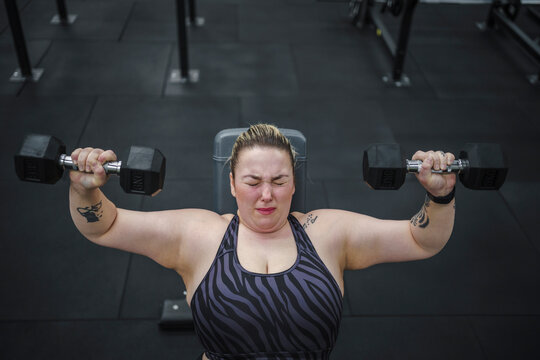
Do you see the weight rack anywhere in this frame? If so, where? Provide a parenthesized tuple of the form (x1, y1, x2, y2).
(478, 0, 540, 85)
(350, 0, 419, 87)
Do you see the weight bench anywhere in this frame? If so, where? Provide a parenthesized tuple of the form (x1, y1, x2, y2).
(159, 127, 307, 330)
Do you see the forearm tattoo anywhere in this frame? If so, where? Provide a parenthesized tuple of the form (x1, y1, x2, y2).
(77, 201, 103, 223)
(302, 213, 318, 230)
(410, 195, 430, 228)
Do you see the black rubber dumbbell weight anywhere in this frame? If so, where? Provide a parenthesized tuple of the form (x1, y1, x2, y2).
(363, 143, 508, 190)
(14, 134, 166, 196)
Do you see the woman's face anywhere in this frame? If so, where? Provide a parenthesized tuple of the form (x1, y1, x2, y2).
(230, 146, 295, 233)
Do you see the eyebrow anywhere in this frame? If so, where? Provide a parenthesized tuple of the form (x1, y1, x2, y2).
(242, 175, 289, 181)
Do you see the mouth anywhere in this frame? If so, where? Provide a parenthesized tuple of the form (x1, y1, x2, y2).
(256, 207, 276, 215)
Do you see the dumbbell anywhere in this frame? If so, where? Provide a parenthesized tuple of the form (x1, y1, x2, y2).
(363, 143, 508, 190)
(14, 134, 166, 196)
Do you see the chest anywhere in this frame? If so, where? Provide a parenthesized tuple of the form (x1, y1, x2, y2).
(192, 247, 343, 355)
(236, 235, 298, 274)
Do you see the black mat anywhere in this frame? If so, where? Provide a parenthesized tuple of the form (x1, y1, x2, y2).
(20, 41, 171, 96)
(499, 181, 540, 253)
(471, 316, 540, 359)
(165, 43, 299, 96)
(0, 320, 204, 359)
(122, 1, 238, 43)
(332, 316, 484, 359)
(18, 0, 133, 41)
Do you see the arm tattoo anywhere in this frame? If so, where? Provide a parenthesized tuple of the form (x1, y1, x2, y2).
(410, 195, 430, 228)
(77, 201, 103, 223)
(302, 213, 319, 230)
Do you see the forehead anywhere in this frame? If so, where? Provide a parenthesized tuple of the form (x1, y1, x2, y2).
(235, 146, 292, 173)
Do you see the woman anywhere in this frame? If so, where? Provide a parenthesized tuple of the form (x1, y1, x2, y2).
(69, 124, 456, 360)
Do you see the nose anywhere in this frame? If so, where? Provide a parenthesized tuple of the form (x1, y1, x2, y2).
(260, 183, 273, 202)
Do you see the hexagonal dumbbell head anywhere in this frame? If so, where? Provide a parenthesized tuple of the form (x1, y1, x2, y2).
(119, 146, 166, 196)
(14, 134, 66, 184)
(459, 143, 508, 190)
(363, 143, 407, 190)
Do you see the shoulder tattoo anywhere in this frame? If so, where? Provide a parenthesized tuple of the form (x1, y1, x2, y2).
(302, 213, 319, 230)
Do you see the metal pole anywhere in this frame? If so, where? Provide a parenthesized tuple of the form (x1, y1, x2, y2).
(493, 7, 540, 63)
(176, 0, 189, 80)
(485, 0, 499, 28)
(4, 0, 33, 77)
(188, 0, 196, 25)
(392, 0, 419, 82)
(55, 0, 68, 23)
(526, 5, 540, 24)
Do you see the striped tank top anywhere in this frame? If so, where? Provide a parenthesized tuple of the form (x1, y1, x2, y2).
(190, 214, 343, 360)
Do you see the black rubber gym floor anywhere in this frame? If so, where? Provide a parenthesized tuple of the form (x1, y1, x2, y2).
(1, 0, 540, 359)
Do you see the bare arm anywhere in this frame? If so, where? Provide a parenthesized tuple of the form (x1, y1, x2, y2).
(329, 149, 457, 270)
(69, 184, 183, 269)
(68, 147, 225, 273)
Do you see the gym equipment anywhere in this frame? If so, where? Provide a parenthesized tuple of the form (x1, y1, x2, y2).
(363, 143, 508, 190)
(170, 0, 200, 84)
(381, 0, 404, 17)
(527, 6, 540, 25)
(187, 0, 205, 27)
(13, 134, 166, 196)
(50, 0, 77, 25)
(212, 128, 307, 214)
(4, 0, 43, 82)
(503, 0, 521, 20)
(348, 0, 419, 87)
(159, 295, 194, 330)
(478, 0, 540, 85)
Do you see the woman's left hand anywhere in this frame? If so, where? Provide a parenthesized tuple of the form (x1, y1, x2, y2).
(411, 150, 457, 197)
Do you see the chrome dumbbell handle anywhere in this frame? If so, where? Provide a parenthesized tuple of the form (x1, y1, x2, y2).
(58, 154, 122, 175)
(406, 159, 469, 174)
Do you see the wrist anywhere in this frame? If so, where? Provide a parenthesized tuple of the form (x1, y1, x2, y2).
(70, 182, 100, 197)
(427, 187, 455, 204)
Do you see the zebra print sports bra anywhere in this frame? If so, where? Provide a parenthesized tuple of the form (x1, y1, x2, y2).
(190, 214, 343, 360)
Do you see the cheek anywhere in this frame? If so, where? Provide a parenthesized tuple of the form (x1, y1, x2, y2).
(236, 186, 259, 201)
(275, 185, 294, 199)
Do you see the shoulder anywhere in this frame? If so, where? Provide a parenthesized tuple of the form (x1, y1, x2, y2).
(290, 209, 350, 249)
(291, 209, 370, 232)
(174, 210, 232, 271)
(290, 209, 378, 255)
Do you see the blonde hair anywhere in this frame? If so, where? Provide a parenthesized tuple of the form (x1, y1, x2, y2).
(230, 124, 296, 178)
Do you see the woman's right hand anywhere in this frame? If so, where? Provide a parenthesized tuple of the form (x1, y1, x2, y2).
(69, 147, 117, 191)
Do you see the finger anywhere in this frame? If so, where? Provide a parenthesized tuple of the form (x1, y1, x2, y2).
(411, 150, 427, 161)
(427, 151, 440, 171)
(438, 150, 447, 170)
(87, 149, 104, 174)
(97, 150, 117, 164)
(71, 148, 82, 164)
(417, 155, 433, 183)
(77, 147, 94, 172)
(447, 152, 455, 166)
